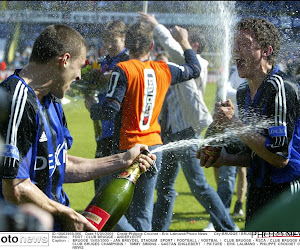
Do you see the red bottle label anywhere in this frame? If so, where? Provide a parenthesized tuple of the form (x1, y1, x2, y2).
(83, 205, 111, 231)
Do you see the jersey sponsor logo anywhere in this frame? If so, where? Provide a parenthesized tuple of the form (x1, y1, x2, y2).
(140, 69, 157, 131)
(0, 144, 19, 161)
(34, 143, 67, 176)
(39, 131, 48, 142)
(268, 125, 287, 137)
(35, 156, 48, 171)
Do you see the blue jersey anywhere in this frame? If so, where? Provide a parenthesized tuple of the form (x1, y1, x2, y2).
(95, 49, 129, 141)
(0, 71, 73, 231)
(237, 67, 300, 186)
(271, 116, 300, 186)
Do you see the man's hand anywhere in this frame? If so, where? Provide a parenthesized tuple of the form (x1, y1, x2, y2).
(123, 144, 157, 173)
(59, 206, 98, 231)
(2, 178, 98, 231)
(84, 95, 98, 110)
(213, 99, 237, 129)
(138, 12, 159, 28)
(196, 147, 224, 169)
(171, 25, 191, 50)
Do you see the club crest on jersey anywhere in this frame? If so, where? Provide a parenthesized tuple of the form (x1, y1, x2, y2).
(140, 69, 157, 131)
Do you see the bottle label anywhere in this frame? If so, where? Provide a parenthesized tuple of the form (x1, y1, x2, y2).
(203, 146, 221, 157)
(83, 205, 111, 231)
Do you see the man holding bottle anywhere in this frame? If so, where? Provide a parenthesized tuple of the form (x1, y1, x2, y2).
(198, 17, 300, 228)
(0, 24, 156, 232)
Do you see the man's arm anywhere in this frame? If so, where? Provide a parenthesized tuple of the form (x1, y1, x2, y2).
(2, 178, 97, 231)
(139, 13, 185, 64)
(2, 144, 155, 231)
(166, 26, 200, 84)
(212, 100, 289, 169)
(89, 66, 127, 121)
(64, 144, 156, 183)
(237, 125, 289, 168)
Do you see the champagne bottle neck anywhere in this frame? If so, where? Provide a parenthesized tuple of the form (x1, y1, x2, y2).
(117, 150, 149, 185)
(117, 164, 141, 185)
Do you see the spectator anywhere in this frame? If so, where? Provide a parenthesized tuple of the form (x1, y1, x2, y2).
(89, 19, 201, 231)
(21, 44, 33, 66)
(82, 20, 130, 194)
(0, 60, 6, 70)
(13, 52, 22, 68)
(139, 13, 238, 232)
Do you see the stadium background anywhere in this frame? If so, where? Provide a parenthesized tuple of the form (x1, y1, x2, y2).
(0, 1, 299, 81)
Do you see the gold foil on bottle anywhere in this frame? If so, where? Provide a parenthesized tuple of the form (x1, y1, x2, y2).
(117, 159, 141, 184)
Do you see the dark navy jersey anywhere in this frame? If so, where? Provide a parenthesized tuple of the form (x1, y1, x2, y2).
(95, 48, 129, 141)
(236, 67, 300, 186)
(286, 117, 300, 188)
(99, 48, 129, 74)
(0, 71, 73, 230)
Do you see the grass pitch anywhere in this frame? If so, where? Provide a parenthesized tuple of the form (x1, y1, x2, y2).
(63, 83, 246, 231)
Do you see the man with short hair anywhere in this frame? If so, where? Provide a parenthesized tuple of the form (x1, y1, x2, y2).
(82, 20, 130, 194)
(0, 24, 156, 231)
(139, 13, 239, 232)
(199, 17, 300, 227)
(89, 20, 201, 231)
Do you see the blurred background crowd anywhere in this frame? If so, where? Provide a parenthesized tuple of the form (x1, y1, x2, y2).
(0, 1, 299, 83)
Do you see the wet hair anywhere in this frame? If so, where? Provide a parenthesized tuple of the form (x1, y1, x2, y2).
(188, 28, 206, 54)
(102, 20, 127, 40)
(235, 17, 281, 65)
(125, 21, 153, 57)
(29, 24, 88, 64)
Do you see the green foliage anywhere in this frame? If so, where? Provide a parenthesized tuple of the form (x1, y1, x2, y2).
(62, 83, 245, 231)
(81, 64, 92, 76)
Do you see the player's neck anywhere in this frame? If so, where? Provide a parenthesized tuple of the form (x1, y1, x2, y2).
(130, 51, 151, 61)
(247, 62, 273, 99)
(18, 63, 53, 102)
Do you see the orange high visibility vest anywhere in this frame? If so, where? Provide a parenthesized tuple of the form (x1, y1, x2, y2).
(117, 59, 172, 150)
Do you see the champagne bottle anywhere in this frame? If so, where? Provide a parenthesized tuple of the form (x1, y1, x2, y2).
(82, 149, 150, 231)
(202, 122, 223, 164)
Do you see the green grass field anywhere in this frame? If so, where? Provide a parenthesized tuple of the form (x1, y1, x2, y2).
(63, 83, 246, 231)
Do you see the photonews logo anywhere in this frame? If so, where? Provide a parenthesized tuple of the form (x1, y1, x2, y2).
(0, 233, 49, 246)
